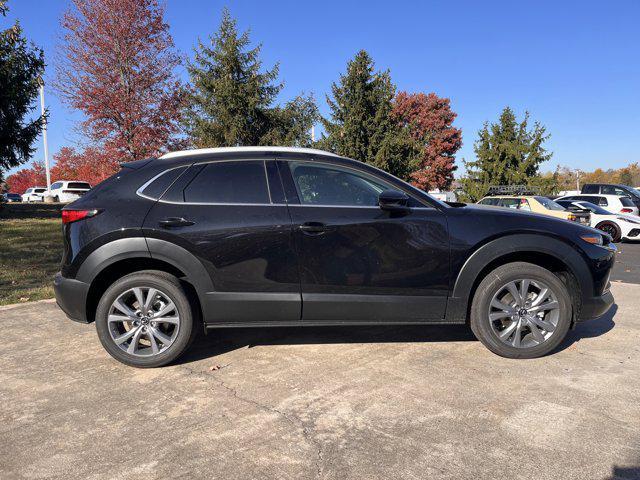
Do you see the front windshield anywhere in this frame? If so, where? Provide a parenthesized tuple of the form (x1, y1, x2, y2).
(535, 196, 566, 211)
(576, 202, 611, 215)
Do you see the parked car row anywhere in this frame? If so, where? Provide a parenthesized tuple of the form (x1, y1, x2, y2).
(2, 181, 92, 203)
(477, 183, 640, 243)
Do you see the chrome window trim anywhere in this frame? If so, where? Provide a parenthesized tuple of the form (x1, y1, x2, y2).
(136, 165, 189, 201)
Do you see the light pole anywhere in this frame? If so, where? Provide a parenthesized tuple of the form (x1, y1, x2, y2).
(39, 79, 51, 193)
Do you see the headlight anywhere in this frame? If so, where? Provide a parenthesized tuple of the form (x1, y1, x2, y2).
(580, 234, 604, 246)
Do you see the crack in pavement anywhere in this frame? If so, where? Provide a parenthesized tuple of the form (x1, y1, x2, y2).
(178, 364, 324, 478)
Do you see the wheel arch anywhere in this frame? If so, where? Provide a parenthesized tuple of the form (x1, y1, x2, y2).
(445, 234, 591, 323)
(80, 237, 213, 323)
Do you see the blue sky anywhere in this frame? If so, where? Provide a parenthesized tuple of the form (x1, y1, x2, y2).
(4, 0, 640, 176)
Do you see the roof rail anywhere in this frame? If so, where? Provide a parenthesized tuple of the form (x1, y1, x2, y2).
(487, 185, 541, 196)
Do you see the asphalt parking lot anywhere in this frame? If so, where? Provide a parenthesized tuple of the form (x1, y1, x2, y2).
(611, 242, 640, 284)
(1, 275, 639, 479)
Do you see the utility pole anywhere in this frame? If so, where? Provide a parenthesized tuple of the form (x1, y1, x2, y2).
(576, 170, 581, 191)
(39, 80, 51, 193)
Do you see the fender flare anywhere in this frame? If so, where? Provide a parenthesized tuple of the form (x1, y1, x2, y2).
(76, 238, 150, 284)
(77, 237, 215, 295)
(445, 234, 592, 323)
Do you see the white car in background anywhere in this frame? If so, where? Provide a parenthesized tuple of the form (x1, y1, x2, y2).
(49, 180, 91, 203)
(556, 199, 640, 242)
(22, 186, 47, 202)
(556, 193, 639, 216)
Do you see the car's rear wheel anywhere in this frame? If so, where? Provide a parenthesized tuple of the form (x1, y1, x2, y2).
(95, 270, 198, 368)
(470, 262, 573, 359)
(595, 221, 621, 242)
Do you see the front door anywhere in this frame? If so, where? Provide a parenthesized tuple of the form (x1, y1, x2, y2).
(279, 160, 450, 323)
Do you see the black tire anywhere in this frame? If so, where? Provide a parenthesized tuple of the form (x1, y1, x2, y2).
(54, 196, 60, 203)
(595, 221, 622, 242)
(95, 270, 198, 368)
(470, 262, 573, 359)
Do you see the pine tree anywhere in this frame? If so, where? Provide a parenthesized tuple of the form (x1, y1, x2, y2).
(0, 0, 45, 180)
(184, 8, 316, 148)
(461, 107, 552, 201)
(321, 50, 419, 179)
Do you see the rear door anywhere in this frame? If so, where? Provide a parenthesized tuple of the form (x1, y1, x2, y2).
(143, 158, 301, 324)
(278, 159, 450, 323)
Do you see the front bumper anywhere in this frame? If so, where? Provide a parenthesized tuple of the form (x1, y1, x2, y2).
(577, 288, 614, 322)
(54, 272, 90, 323)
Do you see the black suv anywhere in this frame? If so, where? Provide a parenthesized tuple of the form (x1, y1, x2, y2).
(54, 147, 616, 367)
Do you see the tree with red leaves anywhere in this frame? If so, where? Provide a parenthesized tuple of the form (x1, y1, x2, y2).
(392, 92, 462, 190)
(51, 146, 120, 184)
(5, 161, 46, 193)
(55, 0, 183, 162)
(5, 146, 120, 193)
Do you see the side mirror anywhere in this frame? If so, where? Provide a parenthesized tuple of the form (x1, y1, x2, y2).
(379, 189, 410, 211)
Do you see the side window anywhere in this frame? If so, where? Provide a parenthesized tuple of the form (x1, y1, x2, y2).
(183, 161, 270, 204)
(51, 182, 62, 190)
(519, 199, 531, 211)
(141, 167, 187, 200)
(499, 198, 520, 209)
(583, 185, 598, 194)
(288, 162, 396, 207)
(598, 197, 608, 206)
(620, 197, 634, 207)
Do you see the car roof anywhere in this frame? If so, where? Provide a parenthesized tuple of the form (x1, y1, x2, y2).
(564, 193, 625, 198)
(159, 146, 345, 161)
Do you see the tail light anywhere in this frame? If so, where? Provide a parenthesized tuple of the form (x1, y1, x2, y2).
(567, 213, 577, 221)
(620, 208, 633, 213)
(62, 209, 100, 224)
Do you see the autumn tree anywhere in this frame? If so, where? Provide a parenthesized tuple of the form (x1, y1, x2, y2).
(184, 9, 317, 147)
(0, 0, 45, 181)
(51, 146, 120, 183)
(391, 92, 462, 190)
(460, 107, 552, 201)
(55, 0, 183, 162)
(5, 161, 46, 193)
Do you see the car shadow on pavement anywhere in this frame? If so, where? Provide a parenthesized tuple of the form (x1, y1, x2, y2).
(176, 304, 618, 365)
(176, 323, 477, 365)
(554, 303, 617, 353)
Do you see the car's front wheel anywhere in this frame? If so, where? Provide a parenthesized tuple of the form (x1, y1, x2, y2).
(95, 270, 198, 368)
(470, 262, 573, 359)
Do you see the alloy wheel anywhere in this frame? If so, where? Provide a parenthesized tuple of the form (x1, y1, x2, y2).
(107, 287, 180, 357)
(488, 279, 560, 348)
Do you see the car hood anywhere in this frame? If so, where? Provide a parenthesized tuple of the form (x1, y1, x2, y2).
(450, 203, 603, 236)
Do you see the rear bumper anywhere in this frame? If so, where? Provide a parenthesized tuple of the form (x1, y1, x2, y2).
(54, 272, 90, 323)
(577, 288, 614, 322)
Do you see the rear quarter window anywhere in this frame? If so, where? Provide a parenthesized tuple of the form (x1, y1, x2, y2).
(140, 167, 187, 200)
(620, 197, 635, 207)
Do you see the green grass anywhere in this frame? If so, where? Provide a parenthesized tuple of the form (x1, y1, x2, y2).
(0, 203, 63, 305)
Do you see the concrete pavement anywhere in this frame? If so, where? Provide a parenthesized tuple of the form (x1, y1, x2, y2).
(1, 283, 639, 480)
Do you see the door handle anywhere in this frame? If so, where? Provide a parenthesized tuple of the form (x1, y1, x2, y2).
(299, 222, 330, 234)
(158, 217, 195, 228)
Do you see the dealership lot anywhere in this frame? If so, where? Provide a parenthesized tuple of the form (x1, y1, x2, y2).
(1, 278, 639, 479)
